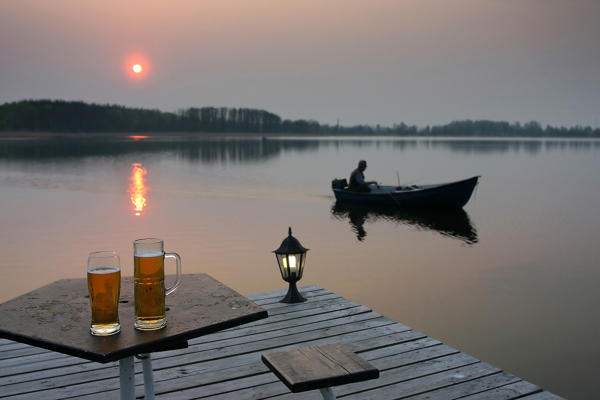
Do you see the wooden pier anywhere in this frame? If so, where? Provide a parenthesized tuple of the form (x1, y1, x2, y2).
(0, 286, 564, 399)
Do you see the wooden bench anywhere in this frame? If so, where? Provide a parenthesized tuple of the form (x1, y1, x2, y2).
(261, 343, 379, 400)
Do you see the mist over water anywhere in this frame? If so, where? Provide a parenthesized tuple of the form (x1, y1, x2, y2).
(1, 135, 599, 399)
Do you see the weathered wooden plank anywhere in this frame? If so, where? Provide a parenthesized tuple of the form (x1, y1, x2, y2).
(345, 330, 433, 355)
(260, 293, 342, 309)
(0, 355, 103, 387)
(173, 328, 423, 377)
(0, 361, 120, 399)
(161, 374, 283, 400)
(235, 298, 364, 326)
(366, 344, 461, 370)
(251, 288, 333, 305)
(245, 285, 323, 302)
(0, 344, 55, 361)
(518, 392, 566, 400)
(0, 351, 79, 373)
(152, 361, 271, 398)
(64, 371, 278, 400)
(406, 372, 522, 399)
(3, 370, 120, 400)
(260, 296, 358, 317)
(328, 353, 482, 398)
(187, 305, 372, 345)
(148, 318, 404, 369)
(156, 310, 384, 358)
(0, 341, 33, 352)
(458, 380, 543, 399)
(155, 374, 273, 400)
(341, 362, 502, 400)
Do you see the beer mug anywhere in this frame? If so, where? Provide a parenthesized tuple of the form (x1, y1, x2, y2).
(87, 251, 121, 336)
(133, 238, 182, 330)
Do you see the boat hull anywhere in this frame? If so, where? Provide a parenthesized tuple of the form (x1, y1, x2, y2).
(333, 176, 480, 208)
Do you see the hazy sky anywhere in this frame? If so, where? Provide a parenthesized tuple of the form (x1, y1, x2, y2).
(1, 0, 599, 128)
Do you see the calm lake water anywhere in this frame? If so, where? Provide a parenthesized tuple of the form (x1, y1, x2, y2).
(1, 135, 599, 399)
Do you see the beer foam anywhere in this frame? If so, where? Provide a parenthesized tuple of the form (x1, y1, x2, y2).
(135, 250, 163, 258)
(88, 266, 120, 274)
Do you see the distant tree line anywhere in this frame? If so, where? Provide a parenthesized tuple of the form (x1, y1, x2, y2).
(1, 99, 598, 137)
(411, 120, 599, 138)
(175, 106, 281, 133)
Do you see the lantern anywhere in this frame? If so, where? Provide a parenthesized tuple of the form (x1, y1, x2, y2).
(273, 227, 309, 303)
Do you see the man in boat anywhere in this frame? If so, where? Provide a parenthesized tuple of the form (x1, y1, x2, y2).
(348, 160, 379, 192)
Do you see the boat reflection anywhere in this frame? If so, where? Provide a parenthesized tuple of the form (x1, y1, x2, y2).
(331, 202, 479, 245)
(128, 163, 147, 216)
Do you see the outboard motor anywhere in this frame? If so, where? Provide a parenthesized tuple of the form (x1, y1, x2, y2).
(331, 178, 348, 189)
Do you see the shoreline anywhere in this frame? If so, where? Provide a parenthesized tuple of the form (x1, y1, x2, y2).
(1, 131, 600, 140)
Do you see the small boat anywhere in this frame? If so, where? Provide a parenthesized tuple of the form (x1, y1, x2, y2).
(331, 176, 480, 208)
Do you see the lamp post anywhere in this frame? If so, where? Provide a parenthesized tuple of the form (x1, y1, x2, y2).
(273, 227, 309, 303)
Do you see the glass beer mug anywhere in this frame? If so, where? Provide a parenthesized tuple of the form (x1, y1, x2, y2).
(133, 238, 182, 330)
(87, 251, 121, 336)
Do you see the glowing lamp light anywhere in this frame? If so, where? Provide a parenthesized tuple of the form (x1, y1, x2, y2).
(273, 227, 309, 303)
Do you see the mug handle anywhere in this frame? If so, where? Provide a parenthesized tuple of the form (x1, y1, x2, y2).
(164, 252, 182, 296)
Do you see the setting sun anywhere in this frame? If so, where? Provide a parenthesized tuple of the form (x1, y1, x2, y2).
(124, 54, 149, 79)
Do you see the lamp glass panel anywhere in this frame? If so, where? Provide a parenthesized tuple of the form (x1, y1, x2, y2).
(276, 254, 288, 279)
(298, 253, 306, 279)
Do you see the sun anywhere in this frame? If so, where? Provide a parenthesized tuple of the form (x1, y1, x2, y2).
(125, 54, 149, 79)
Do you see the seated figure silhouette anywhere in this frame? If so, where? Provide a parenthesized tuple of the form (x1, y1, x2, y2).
(348, 160, 378, 193)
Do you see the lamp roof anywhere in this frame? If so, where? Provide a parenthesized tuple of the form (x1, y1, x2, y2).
(273, 227, 309, 254)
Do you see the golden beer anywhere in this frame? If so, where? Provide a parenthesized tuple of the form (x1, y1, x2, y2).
(133, 238, 181, 331)
(87, 266, 121, 336)
(134, 251, 167, 330)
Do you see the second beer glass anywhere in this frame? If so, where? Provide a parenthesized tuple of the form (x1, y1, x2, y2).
(133, 238, 182, 330)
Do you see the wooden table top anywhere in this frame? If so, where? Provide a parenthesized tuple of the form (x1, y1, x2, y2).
(0, 274, 268, 363)
(262, 343, 379, 393)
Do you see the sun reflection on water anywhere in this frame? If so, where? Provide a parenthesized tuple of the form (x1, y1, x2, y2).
(128, 163, 147, 216)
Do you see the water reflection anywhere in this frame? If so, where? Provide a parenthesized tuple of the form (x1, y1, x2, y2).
(322, 138, 600, 155)
(0, 137, 319, 163)
(330, 202, 478, 245)
(0, 136, 598, 164)
(128, 163, 147, 216)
